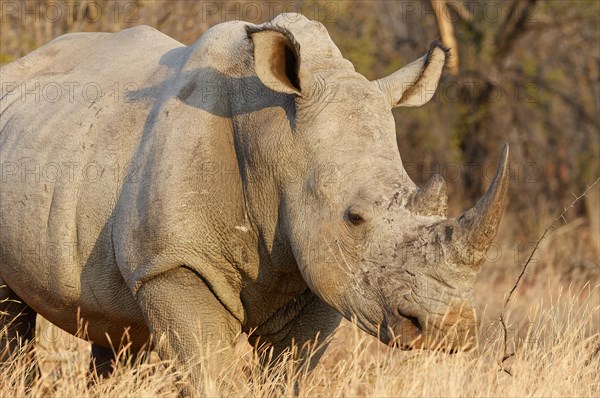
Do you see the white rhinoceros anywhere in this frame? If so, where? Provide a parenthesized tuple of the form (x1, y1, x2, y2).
(0, 13, 508, 392)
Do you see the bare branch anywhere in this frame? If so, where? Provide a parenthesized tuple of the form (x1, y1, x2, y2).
(494, 0, 538, 62)
(446, 1, 473, 23)
(431, 0, 460, 75)
(498, 176, 600, 375)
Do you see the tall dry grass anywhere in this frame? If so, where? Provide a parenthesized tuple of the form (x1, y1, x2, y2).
(1, 266, 598, 397)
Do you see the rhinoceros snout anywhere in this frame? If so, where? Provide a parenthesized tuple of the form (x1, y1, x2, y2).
(388, 303, 478, 352)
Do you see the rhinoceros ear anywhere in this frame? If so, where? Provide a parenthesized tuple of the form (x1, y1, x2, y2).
(247, 26, 311, 96)
(372, 40, 447, 108)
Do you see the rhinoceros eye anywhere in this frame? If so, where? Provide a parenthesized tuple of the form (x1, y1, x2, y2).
(347, 211, 365, 225)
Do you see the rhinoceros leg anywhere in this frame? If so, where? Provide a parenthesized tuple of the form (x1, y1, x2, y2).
(89, 343, 149, 380)
(0, 277, 39, 383)
(89, 344, 114, 378)
(136, 266, 241, 395)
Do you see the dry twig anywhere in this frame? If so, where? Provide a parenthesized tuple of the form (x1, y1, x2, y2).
(498, 177, 600, 375)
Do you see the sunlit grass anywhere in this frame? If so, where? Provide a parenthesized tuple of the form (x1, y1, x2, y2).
(2, 279, 598, 397)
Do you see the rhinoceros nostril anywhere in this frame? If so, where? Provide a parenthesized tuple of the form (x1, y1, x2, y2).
(398, 307, 422, 331)
(405, 315, 421, 331)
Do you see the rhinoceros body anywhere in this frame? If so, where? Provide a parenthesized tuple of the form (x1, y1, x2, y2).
(0, 13, 508, 393)
(0, 21, 309, 349)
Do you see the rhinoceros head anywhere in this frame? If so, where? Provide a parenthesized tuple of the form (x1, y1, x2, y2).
(246, 17, 508, 351)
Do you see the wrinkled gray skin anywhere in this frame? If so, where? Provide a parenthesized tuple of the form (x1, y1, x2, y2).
(0, 13, 509, 393)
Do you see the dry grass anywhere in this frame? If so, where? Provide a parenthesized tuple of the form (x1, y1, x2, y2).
(1, 273, 598, 397)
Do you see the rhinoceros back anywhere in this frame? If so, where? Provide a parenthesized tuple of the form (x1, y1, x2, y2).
(0, 26, 184, 341)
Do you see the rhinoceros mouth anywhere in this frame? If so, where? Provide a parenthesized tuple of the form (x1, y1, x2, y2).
(388, 310, 476, 353)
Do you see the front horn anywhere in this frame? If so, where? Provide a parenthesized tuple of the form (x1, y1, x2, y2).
(454, 144, 510, 267)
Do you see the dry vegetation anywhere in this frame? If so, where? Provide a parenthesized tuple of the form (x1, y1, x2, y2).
(1, 0, 599, 396)
(1, 204, 598, 397)
(0, 279, 598, 397)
